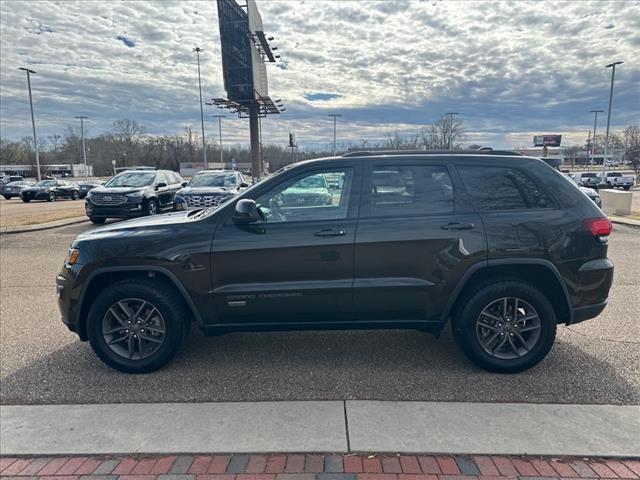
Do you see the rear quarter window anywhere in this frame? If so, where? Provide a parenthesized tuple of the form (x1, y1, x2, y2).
(457, 165, 555, 211)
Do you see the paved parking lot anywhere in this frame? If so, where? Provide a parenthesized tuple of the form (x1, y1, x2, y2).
(0, 220, 638, 406)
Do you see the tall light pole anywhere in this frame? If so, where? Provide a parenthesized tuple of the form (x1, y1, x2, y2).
(589, 110, 603, 165)
(19, 67, 41, 181)
(193, 47, 208, 169)
(328, 114, 342, 156)
(75, 116, 89, 178)
(211, 115, 225, 169)
(445, 112, 459, 150)
(602, 61, 623, 180)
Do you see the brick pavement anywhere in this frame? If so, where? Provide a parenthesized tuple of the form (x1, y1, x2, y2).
(1, 455, 639, 480)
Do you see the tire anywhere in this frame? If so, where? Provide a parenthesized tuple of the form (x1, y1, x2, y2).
(89, 216, 106, 224)
(146, 199, 159, 216)
(72, 191, 79, 200)
(86, 279, 188, 373)
(22, 198, 30, 203)
(623, 186, 630, 191)
(452, 280, 557, 373)
(3, 195, 11, 200)
(47, 192, 56, 202)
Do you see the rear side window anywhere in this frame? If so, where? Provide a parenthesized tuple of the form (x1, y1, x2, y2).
(367, 165, 454, 217)
(457, 166, 553, 211)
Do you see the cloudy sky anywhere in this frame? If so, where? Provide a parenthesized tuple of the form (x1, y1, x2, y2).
(0, 0, 638, 151)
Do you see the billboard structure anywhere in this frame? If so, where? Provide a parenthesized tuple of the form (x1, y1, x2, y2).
(533, 135, 562, 147)
(214, 0, 283, 179)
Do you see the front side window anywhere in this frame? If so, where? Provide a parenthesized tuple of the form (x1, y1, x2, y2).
(255, 169, 353, 223)
(458, 166, 553, 211)
(367, 165, 454, 217)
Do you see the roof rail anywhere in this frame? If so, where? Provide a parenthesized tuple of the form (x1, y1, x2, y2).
(341, 149, 525, 158)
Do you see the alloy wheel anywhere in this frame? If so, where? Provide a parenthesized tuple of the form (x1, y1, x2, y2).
(475, 297, 541, 360)
(148, 201, 158, 215)
(101, 298, 166, 360)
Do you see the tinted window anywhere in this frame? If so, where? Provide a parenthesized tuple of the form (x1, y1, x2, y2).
(155, 172, 168, 185)
(105, 172, 155, 188)
(458, 166, 553, 211)
(255, 169, 353, 223)
(367, 165, 454, 217)
(189, 173, 236, 187)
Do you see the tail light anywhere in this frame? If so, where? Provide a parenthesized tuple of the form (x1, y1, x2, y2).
(584, 218, 612, 238)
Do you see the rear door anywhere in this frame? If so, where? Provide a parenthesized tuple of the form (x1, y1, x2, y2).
(353, 159, 487, 322)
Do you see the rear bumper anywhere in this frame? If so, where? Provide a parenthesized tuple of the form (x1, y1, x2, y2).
(570, 299, 608, 325)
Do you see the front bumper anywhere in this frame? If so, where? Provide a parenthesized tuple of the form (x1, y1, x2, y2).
(85, 199, 145, 218)
(57, 270, 85, 339)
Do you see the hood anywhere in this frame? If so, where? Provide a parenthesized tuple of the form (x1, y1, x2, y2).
(75, 211, 195, 241)
(90, 186, 147, 195)
(177, 186, 234, 195)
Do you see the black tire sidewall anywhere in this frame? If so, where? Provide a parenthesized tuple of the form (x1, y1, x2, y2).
(147, 199, 158, 215)
(453, 281, 557, 373)
(48, 192, 55, 202)
(87, 280, 185, 373)
(89, 217, 106, 224)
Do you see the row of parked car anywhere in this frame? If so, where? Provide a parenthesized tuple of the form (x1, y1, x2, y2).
(565, 171, 636, 190)
(0, 176, 103, 201)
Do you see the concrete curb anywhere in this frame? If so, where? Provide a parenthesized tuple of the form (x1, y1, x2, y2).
(0, 216, 88, 234)
(610, 215, 640, 227)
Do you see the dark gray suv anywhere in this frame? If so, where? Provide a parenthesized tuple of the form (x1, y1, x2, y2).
(58, 151, 613, 373)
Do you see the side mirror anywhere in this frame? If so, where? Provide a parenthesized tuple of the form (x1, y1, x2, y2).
(239, 182, 249, 188)
(182, 181, 188, 187)
(233, 199, 260, 224)
(155, 182, 167, 190)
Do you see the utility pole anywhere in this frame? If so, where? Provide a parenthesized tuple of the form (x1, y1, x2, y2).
(75, 116, 89, 178)
(19, 67, 41, 181)
(602, 61, 623, 181)
(328, 114, 342, 156)
(445, 112, 459, 150)
(193, 47, 208, 169)
(590, 110, 603, 166)
(211, 115, 225, 169)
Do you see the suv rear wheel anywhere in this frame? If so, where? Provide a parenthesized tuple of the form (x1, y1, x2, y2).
(87, 279, 188, 373)
(452, 280, 557, 373)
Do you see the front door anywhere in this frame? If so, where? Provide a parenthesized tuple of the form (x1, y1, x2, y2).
(353, 160, 487, 322)
(210, 161, 362, 324)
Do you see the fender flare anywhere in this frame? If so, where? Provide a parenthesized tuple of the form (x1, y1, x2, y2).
(440, 258, 572, 324)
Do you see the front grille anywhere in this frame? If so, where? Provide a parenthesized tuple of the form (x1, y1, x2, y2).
(91, 193, 127, 205)
(185, 194, 230, 208)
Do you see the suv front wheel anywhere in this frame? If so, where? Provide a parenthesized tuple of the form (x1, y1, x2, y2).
(87, 279, 188, 373)
(452, 280, 557, 373)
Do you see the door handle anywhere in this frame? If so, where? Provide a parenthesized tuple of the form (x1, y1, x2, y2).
(314, 229, 346, 237)
(441, 222, 475, 230)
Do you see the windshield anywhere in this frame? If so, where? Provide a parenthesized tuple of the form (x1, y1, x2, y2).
(35, 180, 57, 187)
(105, 172, 155, 188)
(189, 173, 236, 188)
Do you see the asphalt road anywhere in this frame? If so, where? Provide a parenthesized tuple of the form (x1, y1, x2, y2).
(1, 220, 638, 405)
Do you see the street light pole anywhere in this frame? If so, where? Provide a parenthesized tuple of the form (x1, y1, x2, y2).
(328, 114, 342, 156)
(19, 67, 41, 181)
(602, 61, 623, 180)
(75, 116, 89, 178)
(445, 112, 459, 150)
(193, 47, 208, 169)
(212, 115, 225, 169)
(589, 110, 603, 166)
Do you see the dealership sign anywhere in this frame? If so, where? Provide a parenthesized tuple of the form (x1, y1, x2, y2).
(533, 135, 562, 147)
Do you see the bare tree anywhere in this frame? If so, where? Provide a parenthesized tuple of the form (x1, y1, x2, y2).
(112, 119, 146, 165)
(420, 116, 466, 150)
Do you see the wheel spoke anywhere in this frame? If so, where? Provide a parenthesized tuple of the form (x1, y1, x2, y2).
(127, 335, 134, 358)
(104, 326, 126, 335)
(513, 331, 529, 351)
(492, 336, 507, 354)
(513, 298, 518, 322)
(109, 307, 127, 325)
(107, 333, 129, 345)
(482, 332, 500, 349)
(137, 335, 144, 355)
(143, 325, 165, 334)
(477, 321, 499, 332)
(139, 333, 163, 343)
(516, 313, 539, 324)
(507, 335, 519, 355)
(118, 301, 133, 319)
(502, 298, 508, 319)
(518, 324, 540, 333)
(481, 311, 502, 322)
(133, 301, 147, 321)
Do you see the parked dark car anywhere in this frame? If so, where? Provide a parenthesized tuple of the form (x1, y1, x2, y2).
(58, 151, 613, 373)
(174, 170, 248, 211)
(1, 174, 24, 186)
(85, 169, 184, 224)
(579, 186, 602, 207)
(1, 180, 35, 199)
(20, 180, 80, 202)
(280, 172, 332, 207)
(77, 181, 103, 199)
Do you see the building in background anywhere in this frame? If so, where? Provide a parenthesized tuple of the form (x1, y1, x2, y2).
(0, 163, 93, 178)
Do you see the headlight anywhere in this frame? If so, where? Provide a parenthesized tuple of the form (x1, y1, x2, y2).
(65, 247, 80, 266)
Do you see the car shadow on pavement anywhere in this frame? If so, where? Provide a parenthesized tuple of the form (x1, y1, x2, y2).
(1, 327, 638, 405)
